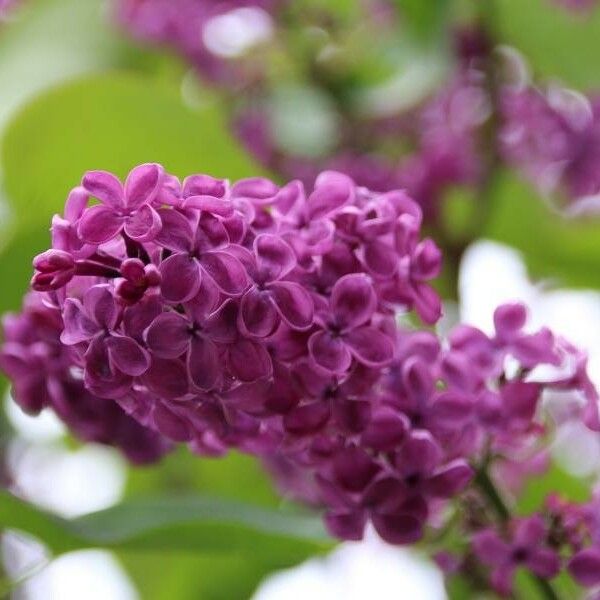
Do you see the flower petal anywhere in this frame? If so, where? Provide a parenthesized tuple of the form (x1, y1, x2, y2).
(307, 171, 354, 219)
(333, 445, 379, 492)
(425, 460, 473, 498)
(60, 298, 98, 344)
(152, 404, 192, 442)
(145, 312, 190, 358)
(155, 208, 194, 252)
(254, 234, 296, 281)
(411, 282, 442, 325)
(362, 240, 398, 278)
(228, 339, 272, 382)
(83, 285, 118, 329)
(78, 205, 124, 245)
(283, 401, 331, 435)
(204, 299, 239, 344)
(188, 336, 220, 390)
(395, 431, 442, 477)
(330, 273, 376, 331)
(124, 205, 162, 242)
(371, 513, 423, 545)
(106, 334, 151, 376)
(324, 510, 366, 541)
(82, 170, 123, 208)
(159, 253, 202, 303)
(143, 357, 189, 399)
(568, 549, 600, 587)
(344, 326, 394, 367)
(200, 251, 248, 295)
(472, 530, 511, 565)
(308, 330, 352, 374)
(240, 288, 279, 338)
(124, 163, 162, 210)
(527, 549, 560, 579)
(269, 281, 314, 331)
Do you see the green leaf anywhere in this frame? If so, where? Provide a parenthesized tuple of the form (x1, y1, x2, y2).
(0, 491, 331, 560)
(394, 0, 452, 42)
(517, 463, 590, 515)
(125, 448, 282, 508)
(1, 73, 264, 228)
(495, 0, 600, 88)
(117, 552, 276, 600)
(482, 173, 600, 289)
(0, 225, 49, 314)
(0, 0, 176, 133)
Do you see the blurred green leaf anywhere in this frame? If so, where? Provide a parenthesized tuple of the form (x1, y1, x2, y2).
(0, 491, 331, 558)
(117, 552, 276, 600)
(0, 225, 49, 314)
(125, 448, 281, 508)
(1, 73, 264, 228)
(517, 463, 590, 515)
(483, 173, 600, 289)
(495, 0, 600, 88)
(394, 0, 452, 41)
(0, 0, 177, 132)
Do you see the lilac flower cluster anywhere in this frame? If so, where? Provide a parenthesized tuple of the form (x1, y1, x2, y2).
(0, 292, 169, 464)
(3, 166, 600, 594)
(501, 87, 600, 203)
(3, 164, 440, 457)
(309, 302, 600, 549)
(466, 491, 600, 595)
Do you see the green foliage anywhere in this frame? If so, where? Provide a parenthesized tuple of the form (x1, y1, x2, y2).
(126, 448, 281, 508)
(495, 0, 600, 88)
(394, 0, 452, 42)
(0, 490, 331, 557)
(0, 0, 176, 132)
(483, 173, 600, 290)
(517, 463, 590, 515)
(1, 73, 263, 229)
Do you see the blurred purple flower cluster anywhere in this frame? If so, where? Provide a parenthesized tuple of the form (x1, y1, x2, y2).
(115, 1, 600, 216)
(0, 0, 19, 19)
(2, 165, 600, 596)
(115, 0, 284, 86)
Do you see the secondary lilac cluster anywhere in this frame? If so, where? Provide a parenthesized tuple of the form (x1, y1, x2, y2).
(308, 303, 600, 548)
(0, 292, 169, 464)
(501, 87, 600, 203)
(466, 491, 600, 595)
(115, 0, 284, 86)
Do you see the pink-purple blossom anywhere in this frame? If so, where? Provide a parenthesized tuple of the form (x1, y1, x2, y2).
(2, 164, 600, 589)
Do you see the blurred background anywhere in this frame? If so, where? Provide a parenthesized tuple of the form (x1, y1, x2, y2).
(2, 0, 600, 598)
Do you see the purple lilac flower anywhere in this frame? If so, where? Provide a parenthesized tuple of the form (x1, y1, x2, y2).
(473, 516, 560, 596)
(569, 548, 600, 586)
(0, 0, 19, 20)
(552, 0, 599, 10)
(2, 165, 599, 557)
(0, 293, 169, 464)
(501, 87, 600, 203)
(115, 0, 283, 86)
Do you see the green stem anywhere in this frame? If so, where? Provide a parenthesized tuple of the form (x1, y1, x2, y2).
(475, 468, 560, 600)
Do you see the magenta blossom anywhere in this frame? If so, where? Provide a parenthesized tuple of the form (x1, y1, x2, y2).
(473, 517, 560, 596)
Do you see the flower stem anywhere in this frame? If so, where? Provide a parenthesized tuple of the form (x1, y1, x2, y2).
(474, 468, 561, 600)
